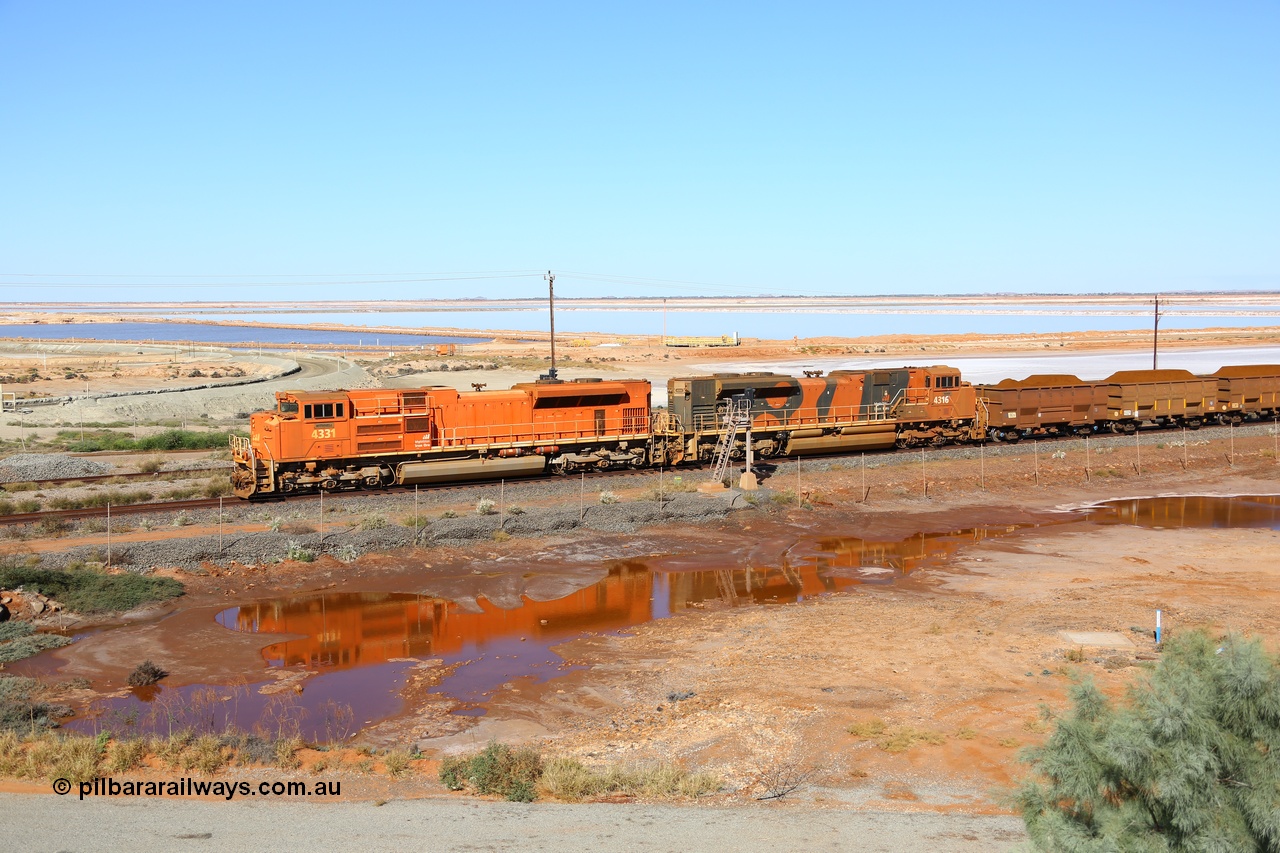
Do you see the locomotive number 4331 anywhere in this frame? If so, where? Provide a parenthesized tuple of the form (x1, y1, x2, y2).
(310, 428, 336, 439)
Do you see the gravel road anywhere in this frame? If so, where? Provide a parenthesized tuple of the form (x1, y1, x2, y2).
(2, 794, 1028, 853)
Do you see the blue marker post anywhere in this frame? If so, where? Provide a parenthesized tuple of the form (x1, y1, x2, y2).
(1155, 609, 1162, 646)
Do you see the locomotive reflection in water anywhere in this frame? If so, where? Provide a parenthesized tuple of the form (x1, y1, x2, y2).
(67, 527, 1050, 740)
(60, 497, 1273, 739)
(215, 559, 872, 679)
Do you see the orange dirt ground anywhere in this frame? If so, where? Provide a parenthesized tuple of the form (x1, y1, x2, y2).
(13, 424, 1278, 809)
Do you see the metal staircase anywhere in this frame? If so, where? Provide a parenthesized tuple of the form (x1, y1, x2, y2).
(709, 394, 754, 484)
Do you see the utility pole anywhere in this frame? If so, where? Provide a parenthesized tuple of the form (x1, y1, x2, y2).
(1152, 294, 1162, 370)
(545, 271, 558, 380)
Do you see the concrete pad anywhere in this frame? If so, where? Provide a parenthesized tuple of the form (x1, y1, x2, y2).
(1059, 630, 1136, 648)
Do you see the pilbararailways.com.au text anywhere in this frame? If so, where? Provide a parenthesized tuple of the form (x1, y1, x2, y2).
(57, 777, 341, 800)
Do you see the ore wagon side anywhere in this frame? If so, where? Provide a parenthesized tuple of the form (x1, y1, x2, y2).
(1211, 365, 1280, 422)
(975, 375, 1108, 441)
(1101, 369, 1220, 431)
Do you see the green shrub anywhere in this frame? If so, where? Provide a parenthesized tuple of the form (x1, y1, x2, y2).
(0, 566, 184, 614)
(285, 542, 315, 563)
(1019, 630, 1280, 850)
(439, 742, 544, 802)
(202, 477, 232, 498)
(57, 429, 244, 453)
(0, 623, 35, 644)
(0, 633, 72, 664)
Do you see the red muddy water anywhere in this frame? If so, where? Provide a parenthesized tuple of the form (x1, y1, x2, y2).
(51, 495, 1277, 741)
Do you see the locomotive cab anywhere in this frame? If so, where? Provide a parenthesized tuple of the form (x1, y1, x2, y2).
(290, 393, 351, 459)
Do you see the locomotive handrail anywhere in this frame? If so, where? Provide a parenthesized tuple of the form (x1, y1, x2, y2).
(690, 392, 913, 434)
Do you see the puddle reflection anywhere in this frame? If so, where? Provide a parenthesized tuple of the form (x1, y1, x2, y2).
(61, 493, 1277, 740)
(1086, 494, 1280, 530)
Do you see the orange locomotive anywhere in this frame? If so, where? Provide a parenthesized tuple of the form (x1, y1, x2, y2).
(231, 378, 652, 498)
(663, 365, 984, 463)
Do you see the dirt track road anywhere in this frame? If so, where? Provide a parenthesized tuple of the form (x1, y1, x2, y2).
(1, 794, 1027, 852)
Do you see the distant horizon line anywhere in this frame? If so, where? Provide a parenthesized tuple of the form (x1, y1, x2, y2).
(6, 290, 1280, 308)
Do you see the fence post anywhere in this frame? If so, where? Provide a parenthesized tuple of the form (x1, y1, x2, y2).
(860, 452, 866, 502)
(921, 448, 927, 498)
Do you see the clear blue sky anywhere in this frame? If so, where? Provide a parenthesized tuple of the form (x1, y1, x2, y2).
(1, 2, 1276, 301)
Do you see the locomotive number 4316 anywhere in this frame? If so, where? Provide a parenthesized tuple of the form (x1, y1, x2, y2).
(933, 395, 951, 405)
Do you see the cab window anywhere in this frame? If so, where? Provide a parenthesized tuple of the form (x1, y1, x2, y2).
(303, 402, 344, 419)
(279, 400, 299, 415)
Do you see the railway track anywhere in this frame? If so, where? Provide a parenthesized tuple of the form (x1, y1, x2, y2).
(0, 497, 229, 526)
(0, 468, 655, 527)
(0, 469, 228, 490)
